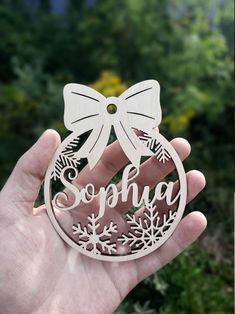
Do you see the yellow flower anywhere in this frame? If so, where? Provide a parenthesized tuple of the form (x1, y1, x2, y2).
(90, 71, 128, 97)
(162, 111, 196, 134)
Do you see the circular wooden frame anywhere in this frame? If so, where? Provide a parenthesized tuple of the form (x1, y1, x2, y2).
(44, 132, 187, 262)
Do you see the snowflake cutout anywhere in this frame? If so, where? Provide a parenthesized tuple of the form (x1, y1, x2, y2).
(118, 204, 177, 254)
(139, 133, 171, 163)
(72, 214, 118, 255)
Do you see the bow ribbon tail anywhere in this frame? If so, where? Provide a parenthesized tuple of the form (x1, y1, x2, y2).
(75, 123, 111, 170)
(114, 119, 153, 168)
(87, 123, 111, 169)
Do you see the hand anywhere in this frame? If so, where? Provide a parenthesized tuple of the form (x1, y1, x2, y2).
(0, 130, 207, 314)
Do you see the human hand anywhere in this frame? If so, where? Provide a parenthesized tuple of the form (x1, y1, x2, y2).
(0, 130, 206, 314)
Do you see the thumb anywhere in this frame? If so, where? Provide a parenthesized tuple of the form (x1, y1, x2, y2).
(0, 129, 60, 221)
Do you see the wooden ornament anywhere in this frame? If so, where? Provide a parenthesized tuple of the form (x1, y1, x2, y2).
(44, 80, 187, 262)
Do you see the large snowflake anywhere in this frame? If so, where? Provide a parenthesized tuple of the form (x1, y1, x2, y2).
(72, 214, 118, 255)
(118, 204, 177, 254)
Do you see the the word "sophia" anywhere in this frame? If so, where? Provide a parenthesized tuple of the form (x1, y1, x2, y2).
(53, 164, 181, 217)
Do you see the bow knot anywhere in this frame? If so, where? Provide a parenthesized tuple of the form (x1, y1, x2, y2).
(63, 80, 162, 169)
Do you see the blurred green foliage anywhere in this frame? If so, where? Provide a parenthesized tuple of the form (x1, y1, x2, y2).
(116, 246, 233, 314)
(0, 0, 233, 313)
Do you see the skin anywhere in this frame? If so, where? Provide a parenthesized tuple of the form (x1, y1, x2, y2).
(0, 129, 207, 314)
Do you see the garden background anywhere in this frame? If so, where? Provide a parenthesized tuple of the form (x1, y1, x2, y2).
(0, 0, 234, 313)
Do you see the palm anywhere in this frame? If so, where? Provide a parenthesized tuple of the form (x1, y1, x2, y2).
(0, 130, 206, 314)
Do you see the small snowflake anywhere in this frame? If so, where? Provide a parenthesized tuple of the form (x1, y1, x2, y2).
(118, 204, 177, 254)
(72, 214, 118, 255)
